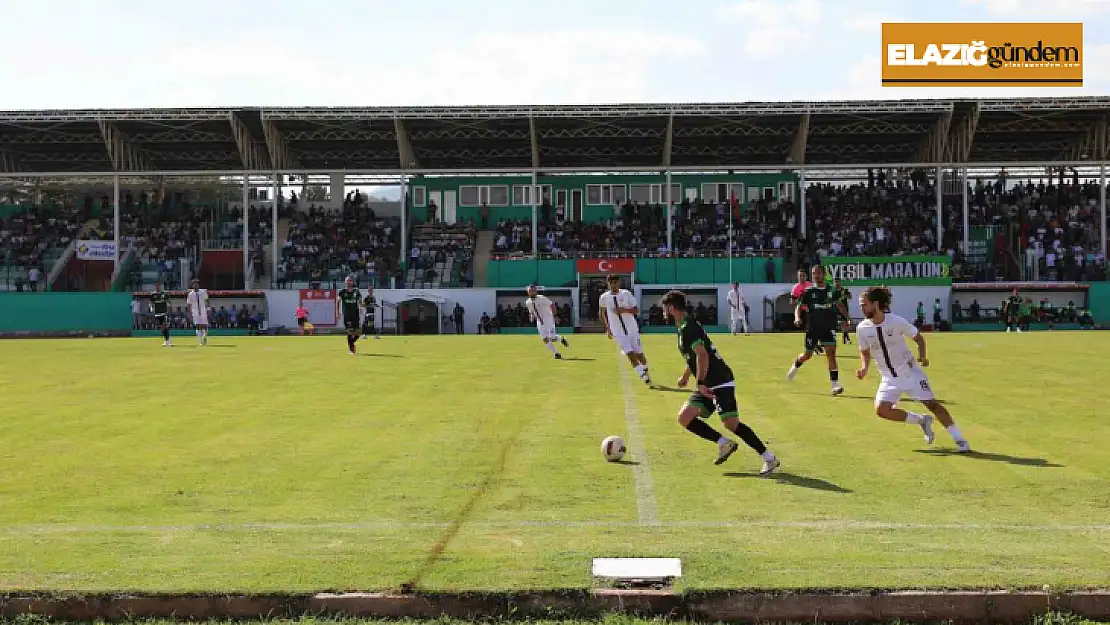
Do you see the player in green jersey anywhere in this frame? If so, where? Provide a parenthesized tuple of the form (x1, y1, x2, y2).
(149, 282, 172, 347)
(1005, 288, 1023, 333)
(361, 287, 381, 340)
(661, 290, 779, 475)
(336, 276, 363, 354)
(787, 265, 847, 395)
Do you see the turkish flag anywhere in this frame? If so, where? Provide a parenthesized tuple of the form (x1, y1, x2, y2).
(575, 258, 636, 274)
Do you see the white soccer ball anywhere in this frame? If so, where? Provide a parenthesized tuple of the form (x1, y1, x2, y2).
(601, 435, 627, 462)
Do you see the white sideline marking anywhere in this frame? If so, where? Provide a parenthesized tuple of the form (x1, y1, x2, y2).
(2, 519, 1109, 536)
(617, 349, 660, 527)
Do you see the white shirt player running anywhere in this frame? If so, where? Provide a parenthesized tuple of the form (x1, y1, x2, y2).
(855, 312, 934, 405)
(599, 288, 643, 355)
(726, 287, 749, 334)
(526, 294, 557, 340)
(187, 289, 210, 326)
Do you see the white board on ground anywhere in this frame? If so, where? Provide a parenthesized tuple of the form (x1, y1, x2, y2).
(592, 557, 682, 581)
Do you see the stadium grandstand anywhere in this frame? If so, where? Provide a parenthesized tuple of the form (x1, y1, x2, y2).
(0, 97, 1106, 298)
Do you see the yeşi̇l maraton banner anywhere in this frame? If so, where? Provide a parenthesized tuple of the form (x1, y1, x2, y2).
(820, 255, 952, 286)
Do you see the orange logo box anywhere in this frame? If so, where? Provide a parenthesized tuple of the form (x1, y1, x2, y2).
(881, 22, 1083, 87)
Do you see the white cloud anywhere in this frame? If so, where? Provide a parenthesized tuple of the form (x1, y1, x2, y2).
(844, 13, 902, 33)
(722, 0, 821, 58)
(960, 0, 1110, 17)
(0, 29, 707, 108)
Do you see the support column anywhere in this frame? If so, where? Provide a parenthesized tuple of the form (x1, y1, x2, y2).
(531, 170, 538, 257)
(112, 176, 120, 274)
(242, 174, 250, 289)
(798, 169, 806, 238)
(936, 167, 944, 253)
(272, 172, 280, 288)
(665, 170, 673, 253)
(400, 173, 408, 262)
(1101, 163, 1107, 259)
(962, 167, 969, 259)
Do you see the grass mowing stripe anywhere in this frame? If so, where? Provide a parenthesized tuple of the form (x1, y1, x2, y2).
(617, 349, 660, 527)
(3, 519, 1110, 534)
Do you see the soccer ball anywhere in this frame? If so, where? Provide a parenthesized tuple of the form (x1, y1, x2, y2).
(601, 435, 626, 462)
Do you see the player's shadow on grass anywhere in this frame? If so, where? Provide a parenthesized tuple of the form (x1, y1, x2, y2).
(650, 385, 690, 394)
(793, 391, 957, 406)
(913, 449, 1063, 467)
(724, 471, 852, 493)
(360, 353, 404, 358)
(561, 357, 595, 362)
(203, 344, 236, 348)
(612, 459, 641, 466)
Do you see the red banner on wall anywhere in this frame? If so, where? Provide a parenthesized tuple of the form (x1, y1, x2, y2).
(575, 258, 635, 275)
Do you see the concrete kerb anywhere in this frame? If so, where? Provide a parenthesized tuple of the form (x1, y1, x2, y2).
(1, 590, 1109, 622)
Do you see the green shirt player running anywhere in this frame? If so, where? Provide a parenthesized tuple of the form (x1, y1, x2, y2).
(787, 265, 847, 395)
(336, 276, 363, 354)
(661, 290, 780, 475)
(149, 282, 172, 347)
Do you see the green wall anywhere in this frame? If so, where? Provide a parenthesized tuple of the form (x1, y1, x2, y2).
(1089, 282, 1110, 323)
(486, 257, 783, 288)
(405, 172, 798, 225)
(0, 293, 133, 332)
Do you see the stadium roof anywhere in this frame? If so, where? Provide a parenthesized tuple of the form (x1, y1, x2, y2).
(0, 97, 1108, 176)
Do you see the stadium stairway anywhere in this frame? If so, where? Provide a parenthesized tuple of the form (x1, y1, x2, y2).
(472, 230, 494, 287)
(263, 218, 292, 284)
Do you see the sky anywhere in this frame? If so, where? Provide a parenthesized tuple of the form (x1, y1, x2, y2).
(1, 0, 1108, 109)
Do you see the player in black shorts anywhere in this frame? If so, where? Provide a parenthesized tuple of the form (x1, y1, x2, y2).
(336, 276, 362, 354)
(787, 265, 846, 395)
(661, 290, 779, 475)
(833, 279, 852, 344)
(1005, 288, 1023, 333)
(361, 287, 380, 340)
(149, 282, 172, 347)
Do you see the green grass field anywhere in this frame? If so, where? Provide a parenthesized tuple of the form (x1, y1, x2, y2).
(1, 331, 1108, 593)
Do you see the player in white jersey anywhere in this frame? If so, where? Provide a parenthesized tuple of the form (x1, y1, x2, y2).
(726, 282, 749, 335)
(525, 284, 569, 359)
(855, 287, 970, 452)
(185, 278, 210, 346)
(599, 274, 651, 385)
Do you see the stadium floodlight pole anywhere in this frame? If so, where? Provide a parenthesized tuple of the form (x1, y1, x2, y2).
(272, 172, 279, 289)
(112, 176, 120, 274)
(1101, 163, 1107, 260)
(242, 173, 250, 289)
(936, 167, 944, 253)
(962, 167, 970, 259)
(531, 169, 538, 257)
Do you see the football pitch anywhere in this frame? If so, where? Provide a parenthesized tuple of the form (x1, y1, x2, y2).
(1, 331, 1108, 593)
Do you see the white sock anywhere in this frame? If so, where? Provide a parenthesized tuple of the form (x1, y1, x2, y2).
(545, 342, 558, 354)
(717, 436, 731, 446)
(196, 329, 202, 341)
(946, 425, 965, 441)
(904, 412, 925, 424)
(762, 450, 776, 462)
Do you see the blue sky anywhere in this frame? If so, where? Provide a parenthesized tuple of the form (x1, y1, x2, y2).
(2, 0, 1107, 108)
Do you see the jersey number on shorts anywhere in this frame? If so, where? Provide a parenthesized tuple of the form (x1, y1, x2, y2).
(919, 380, 930, 391)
